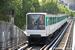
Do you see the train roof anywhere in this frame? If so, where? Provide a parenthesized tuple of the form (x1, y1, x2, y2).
(27, 13, 67, 17)
(46, 14, 67, 17)
(27, 13, 47, 15)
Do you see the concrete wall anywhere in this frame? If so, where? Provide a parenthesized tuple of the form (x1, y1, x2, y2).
(58, 0, 75, 11)
(62, 0, 75, 5)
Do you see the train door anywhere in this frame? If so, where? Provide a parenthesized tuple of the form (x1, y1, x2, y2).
(46, 17, 50, 35)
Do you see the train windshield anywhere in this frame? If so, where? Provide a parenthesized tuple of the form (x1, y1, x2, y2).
(27, 14, 45, 30)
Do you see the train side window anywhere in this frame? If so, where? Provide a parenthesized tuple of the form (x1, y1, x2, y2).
(52, 17, 54, 24)
(51, 17, 52, 25)
(61, 17, 62, 21)
(62, 16, 64, 19)
(51, 17, 53, 25)
(59, 19, 60, 21)
(55, 18, 56, 23)
(51, 17, 52, 24)
(54, 17, 55, 24)
(48, 17, 49, 25)
(50, 17, 51, 25)
(52, 17, 53, 24)
(59, 17, 60, 22)
(51, 17, 53, 24)
(48, 17, 50, 25)
(56, 17, 58, 23)
(49, 17, 51, 25)
(61, 17, 63, 20)
(50, 17, 52, 25)
(60, 17, 61, 18)
(58, 17, 59, 22)
(49, 17, 50, 25)
(55, 17, 56, 23)
(48, 17, 52, 25)
(53, 17, 54, 24)
(60, 17, 61, 21)
(56, 17, 57, 23)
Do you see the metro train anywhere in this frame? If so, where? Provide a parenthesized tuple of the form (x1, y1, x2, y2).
(26, 13, 67, 44)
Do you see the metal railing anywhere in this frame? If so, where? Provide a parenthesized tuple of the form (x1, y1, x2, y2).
(0, 21, 27, 50)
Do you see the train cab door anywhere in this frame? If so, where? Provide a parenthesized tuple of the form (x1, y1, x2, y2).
(46, 17, 50, 35)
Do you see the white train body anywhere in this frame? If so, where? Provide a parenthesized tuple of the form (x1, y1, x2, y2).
(26, 13, 67, 37)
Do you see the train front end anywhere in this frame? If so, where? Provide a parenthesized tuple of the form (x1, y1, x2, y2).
(26, 13, 47, 44)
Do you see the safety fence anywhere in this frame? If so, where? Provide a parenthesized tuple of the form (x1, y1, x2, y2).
(0, 21, 27, 50)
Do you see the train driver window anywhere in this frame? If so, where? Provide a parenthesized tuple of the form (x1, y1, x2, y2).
(27, 14, 45, 30)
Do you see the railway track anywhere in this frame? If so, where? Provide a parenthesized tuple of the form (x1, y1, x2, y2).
(23, 22, 68, 50)
(18, 21, 72, 50)
(40, 21, 70, 50)
(54, 21, 73, 50)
